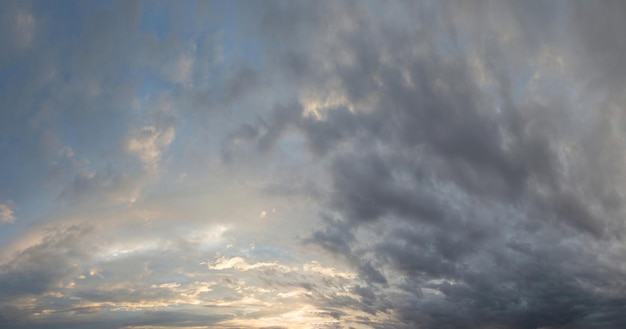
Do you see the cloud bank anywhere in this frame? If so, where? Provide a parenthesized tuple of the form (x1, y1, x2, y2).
(3, 1, 626, 328)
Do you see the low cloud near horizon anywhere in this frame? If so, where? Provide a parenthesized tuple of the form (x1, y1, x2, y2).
(3, 1, 626, 328)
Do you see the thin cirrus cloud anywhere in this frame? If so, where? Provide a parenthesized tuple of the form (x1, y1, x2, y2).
(2, 1, 626, 329)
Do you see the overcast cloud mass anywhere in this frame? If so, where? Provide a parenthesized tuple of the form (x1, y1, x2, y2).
(3, 1, 626, 328)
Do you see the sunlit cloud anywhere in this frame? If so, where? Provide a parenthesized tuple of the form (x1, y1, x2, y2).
(0, 200, 15, 223)
(205, 255, 292, 273)
(127, 126, 175, 170)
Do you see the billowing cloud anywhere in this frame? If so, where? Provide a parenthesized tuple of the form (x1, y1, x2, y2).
(4, 1, 626, 329)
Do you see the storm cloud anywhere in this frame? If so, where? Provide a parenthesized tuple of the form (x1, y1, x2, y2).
(3, 1, 626, 328)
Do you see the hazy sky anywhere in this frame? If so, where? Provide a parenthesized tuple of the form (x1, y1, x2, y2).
(3, 1, 626, 328)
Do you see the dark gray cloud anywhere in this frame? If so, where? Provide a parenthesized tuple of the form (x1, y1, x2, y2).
(0, 309, 227, 329)
(217, 1, 626, 328)
(0, 225, 91, 299)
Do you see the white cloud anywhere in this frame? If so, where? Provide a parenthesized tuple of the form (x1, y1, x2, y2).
(206, 256, 291, 272)
(0, 200, 16, 223)
(127, 126, 175, 169)
(302, 261, 355, 279)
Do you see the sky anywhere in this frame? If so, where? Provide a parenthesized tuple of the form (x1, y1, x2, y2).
(3, 1, 626, 328)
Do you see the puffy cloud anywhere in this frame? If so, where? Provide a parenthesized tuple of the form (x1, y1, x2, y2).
(127, 126, 175, 170)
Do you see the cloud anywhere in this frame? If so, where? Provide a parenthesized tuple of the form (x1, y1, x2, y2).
(127, 126, 175, 170)
(58, 166, 144, 205)
(13, 11, 34, 48)
(6, 1, 626, 329)
(0, 200, 15, 223)
(302, 261, 355, 280)
(219, 1, 626, 328)
(0, 225, 91, 298)
(206, 255, 291, 273)
(169, 54, 195, 85)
